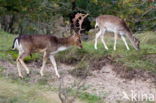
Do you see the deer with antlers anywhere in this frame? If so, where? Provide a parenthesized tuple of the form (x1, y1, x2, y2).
(94, 15, 140, 50)
(12, 32, 82, 78)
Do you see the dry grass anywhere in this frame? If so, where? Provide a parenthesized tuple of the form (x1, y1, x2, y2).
(0, 78, 61, 103)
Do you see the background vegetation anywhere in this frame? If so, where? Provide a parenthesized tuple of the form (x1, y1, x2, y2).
(0, 0, 155, 35)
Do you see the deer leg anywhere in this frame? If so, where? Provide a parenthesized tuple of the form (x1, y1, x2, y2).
(121, 35, 130, 50)
(49, 55, 60, 78)
(100, 30, 108, 50)
(16, 56, 23, 78)
(18, 52, 30, 75)
(114, 32, 118, 50)
(40, 51, 48, 76)
(94, 30, 102, 50)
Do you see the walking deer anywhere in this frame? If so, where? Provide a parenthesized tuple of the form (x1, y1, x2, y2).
(12, 33, 82, 78)
(94, 15, 140, 50)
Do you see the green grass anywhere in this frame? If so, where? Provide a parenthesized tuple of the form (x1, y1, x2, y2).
(0, 30, 16, 50)
(0, 76, 102, 103)
(111, 32, 156, 72)
(79, 92, 102, 103)
(56, 31, 156, 72)
(0, 30, 16, 60)
(0, 30, 155, 103)
(0, 78, 60, 103)
(3, 29, 154, 72)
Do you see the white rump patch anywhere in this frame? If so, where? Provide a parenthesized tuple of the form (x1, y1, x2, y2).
(14, 39, 24, 54)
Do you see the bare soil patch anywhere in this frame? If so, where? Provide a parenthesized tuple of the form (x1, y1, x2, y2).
(0, 58, 156, 103)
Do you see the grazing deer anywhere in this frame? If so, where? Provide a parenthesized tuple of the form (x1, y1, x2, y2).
(94, 15, 140, 50)
(12, 33, 82, 78)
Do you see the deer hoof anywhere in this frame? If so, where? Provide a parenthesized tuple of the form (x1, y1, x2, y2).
(94, 47, 98, 50)
(19, 75, 23, 79)
(26, 73, 31, 77)
(26, 71, 31, 76)
(57, 74, 60, 79)
(57, 76, 60, 79)
(27, 71, 30, 74)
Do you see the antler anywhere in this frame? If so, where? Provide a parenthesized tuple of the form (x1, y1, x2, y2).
(72, 13, 89, 35)
(78, 13, 89, 34)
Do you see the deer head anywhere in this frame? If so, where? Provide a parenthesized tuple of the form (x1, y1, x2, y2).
(133, 37, 140, 50)
(69, 32, 82, 48)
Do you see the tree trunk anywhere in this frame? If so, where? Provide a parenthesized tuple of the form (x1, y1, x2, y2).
(71, 0, 76, 10)
(0, 15, 16, 33)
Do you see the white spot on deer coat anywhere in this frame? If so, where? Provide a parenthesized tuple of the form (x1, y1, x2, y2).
(14, 39, 24, 55)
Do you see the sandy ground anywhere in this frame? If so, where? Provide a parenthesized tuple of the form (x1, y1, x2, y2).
(86, 65, 156, 103)
(0, 60, 156, 103)
(41, 91, 83, 103)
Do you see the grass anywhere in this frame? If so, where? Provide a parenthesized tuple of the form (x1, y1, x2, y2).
(0, 31, 16, 60)
(79, 92, 102, 103)
(56, 31, 156, 73)
(0, 30, 103, 103)
(0, 30, 156, 103)
(0, 77, 102, 103)
(112, 32, 156, 72)
(2, 29, 155, 72)
(0, 31, 16, 50)
(0, 78, 61, 103)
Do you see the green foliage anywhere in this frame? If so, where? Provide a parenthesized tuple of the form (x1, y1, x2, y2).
(0, 30, 17, 60)
(0, 30, 16, 50)
(0, 0, 155, 34)
(79, 92, 102, 103)
(0, 79, 59, 103)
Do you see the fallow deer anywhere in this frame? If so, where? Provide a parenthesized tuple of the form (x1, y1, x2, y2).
(12, 33, 82, 78)
(94, 15, 140, 50)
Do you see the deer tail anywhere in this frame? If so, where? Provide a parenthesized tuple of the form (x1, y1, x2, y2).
(12, 37, 19, 50)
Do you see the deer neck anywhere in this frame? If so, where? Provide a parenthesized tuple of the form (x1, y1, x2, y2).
(50, 36, 73, 55)
(57, 36, 72, 47)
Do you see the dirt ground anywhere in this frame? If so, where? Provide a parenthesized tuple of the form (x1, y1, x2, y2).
(0, 60, 156, 103)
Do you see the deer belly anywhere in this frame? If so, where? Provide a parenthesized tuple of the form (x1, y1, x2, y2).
(58, 46, 68, 51)
(51, 46, 69, 54)
(106, 26, 118, 32)
(38, 48, 47, 52)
